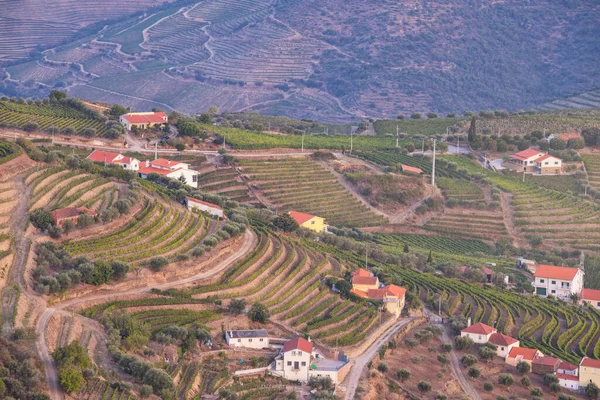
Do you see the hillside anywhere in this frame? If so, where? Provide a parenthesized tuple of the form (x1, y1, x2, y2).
(1, 0, 599, 122)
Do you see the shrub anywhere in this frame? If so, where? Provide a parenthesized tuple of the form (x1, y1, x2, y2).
(516, 361, 530, 375)
(192, 246, 206, 257)
(228, 298, 246, 314)
(461, 354, 478, 367)
(149, 257, 168, 272)
(437, 354, 449, 364)
(468, 367, 481, 378)
(530, 387, 543, 396)
(498, 373, 514, 386)
(203, 236, 219, 247)
(248, 302, 269, 323)
(377, 363, 388, 373)
(586, 382, 599, 398)
(558, 395, 575, 400)
(455, 336, 473, 350)
(440, 344, 452, 353)
(404, 338, 418, 348)
(58, 368, 84, 393)
(417, 381, 431, 393)
(411, 356, 421, 364)
(520, 376, 530, 387)
(397, 369, 410, 382)
(483, 381, 494, 392)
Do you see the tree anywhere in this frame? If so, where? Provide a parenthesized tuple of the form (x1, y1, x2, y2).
(468, 117, 477, 143)
(417, 381, 431, 393)
(77, 213, 95, 228)
(567, 137, 585, 149)
(23, 121, 39, 132)
(449, 315, 468, 334)
(140, 385, 153, 398)
(248, 302, 269, 323)
(411, 113, 422, 119)
(427, 112, 438, 119)
(460, 354, 478, 367)
(427, 251, 433, 264)
(58, 368, 84, 393)
(62, 219, 74, 234)
(49, 90, 67, 102)
(198, 113, 213, 124)
(498, 373, 514, 386)
(178, 121, 202, 137)
(208, 105, 219, 115)
(468, 367, 481, 378)
(397, 369, 410, 382)
(272, 214, 299, 232)
(109, 104, 128, 116)
(516, 361, 530, 375)
(531, 387, 543, 396)
(403, 244, 409, 253)
(143, 368, 173, 394)
(0, 379, 5, 397)
(149, 257, 168, 272)
(586, 382, 599, 398)
(228, 298, 247, 314)
(582, 128, 600, 146)
(549, 138, 566, 150)
(377, 363, 388, 373)
(110, 261, 129, 280)
(483, 382, 494, 392)
(30, 209, 55, 231)
(521, 376, 531, 387)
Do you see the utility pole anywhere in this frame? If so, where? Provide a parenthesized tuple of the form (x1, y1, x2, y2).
(365, 245, 368, 269)
(421, 138, 425, 154)
(438, 297, 441, 316)
(350, 130, 353, 154)
(223, 134, 226, 149)
(396, 125, 399, 148)
(457, 134, 459, 154)
(154, 141, 158, 160)
(431, 138, 437, 186)
(301, 131, 304, 153)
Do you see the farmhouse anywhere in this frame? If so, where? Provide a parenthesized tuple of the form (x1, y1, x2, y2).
(579, 357, 600, 388)
(350, 268, 379, 292)
(365, 284, 407, 316)
(460, 322, 496, 344)
(87, 150, 140, 171)
(183, 196, 223, 218)
(508, 148, 562, 175)
(557, 373, 579, 391)
(579, 288, 600, 309)
(533, 264, 583, 301)
(488, 333, 519, 358)
(119, 112, 168, 131)
(505, 347, 542, 367)
(288, 211, 328, 233)
(546, 132, 581, 143)
(52, 207, 97, 227)
(225, 330, 269, 349)
(272, 337, 349, 384)
(138, 158, 199, 188)
(532, 356, 561, 375)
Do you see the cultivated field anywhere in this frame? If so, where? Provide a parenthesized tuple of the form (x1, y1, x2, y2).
(583, 153, 600, 190)
(238, 157, 388, 227)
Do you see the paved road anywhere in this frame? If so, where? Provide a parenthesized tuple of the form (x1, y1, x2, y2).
(344, 317, 416, 400)
(36, 229, 256, 400)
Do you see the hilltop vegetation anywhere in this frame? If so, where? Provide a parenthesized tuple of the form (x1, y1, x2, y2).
(1, 0, 599, 121)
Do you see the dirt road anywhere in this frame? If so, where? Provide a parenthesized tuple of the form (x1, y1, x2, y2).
(442, 328, 482, 400)
(343, 317, 416, 400)
(35, 229, 256, 400)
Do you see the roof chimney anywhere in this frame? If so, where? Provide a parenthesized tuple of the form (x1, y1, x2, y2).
(145, 160, 149, 167)
(467, 317, 472, 327)
(307, 336, 312, 343)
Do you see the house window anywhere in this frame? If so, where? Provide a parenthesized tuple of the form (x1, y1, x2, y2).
(193, 175, 198, 182)
(298, 351, 302, 356)
(501, 347, 504, 351)
(551, 290, 556, 294)
(540, 279, 545, 283)
(249, 339, 252, 342)
(597, 302, 600, 307)
(478, 335, 482, 340)
(237, 339, 241, 342)
(551, 280, 556, 285)
(301, 362, 306, 366)
(291, 351, 296, 356)
(260, 338, 264, 341)
(287, 361, 292, 366)
(311, 221, 315, 224)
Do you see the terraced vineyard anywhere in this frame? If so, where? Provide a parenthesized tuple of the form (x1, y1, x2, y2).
(238, 157, 388, 227)
(477, 113, 600, 136)
(0, 101, 107, 136)
(539, 89, 600, 112)
(424, 209, 509, 242)
(196, 165, 257, 205)
(320, 240, 600, 365)
(373, 117, 465, 136)
(583, 153, 600, 190)
(356, 151, 464, 179)
(375, 233, 493, 256)
(436, 177, 485, 202)
(64, 197, 215, 266)
(76, 378, 138, 400)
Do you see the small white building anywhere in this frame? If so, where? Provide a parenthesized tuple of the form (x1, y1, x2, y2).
(272, 337, 349, 384)
(87, 150, 140, 171)
(225, 330, 269, 349)
(580, 288, 600, 310)
(183, 196, 224, 218)
(119, 112, 168, 131)
(460, 322, 497, 344)
(488, 333, 519, 358)
(533, 265, 583, 301)
(138, 158, 199, 188)
(557, 373, 579, 391)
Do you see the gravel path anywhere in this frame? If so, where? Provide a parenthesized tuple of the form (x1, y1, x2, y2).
(441, 328, 482, 400)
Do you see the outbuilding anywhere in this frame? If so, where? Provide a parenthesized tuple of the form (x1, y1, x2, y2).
(225, 330, 269, 349)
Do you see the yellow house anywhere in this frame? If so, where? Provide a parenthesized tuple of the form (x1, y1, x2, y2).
(580, 357, 600, 388)
(350, 268, 380, 293)
(288, 211, 328, 233)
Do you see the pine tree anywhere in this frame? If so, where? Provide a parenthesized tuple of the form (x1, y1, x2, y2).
(403, 244, 409, 253)
(468, 117, 477, 142)
(427, 250, 433, 264)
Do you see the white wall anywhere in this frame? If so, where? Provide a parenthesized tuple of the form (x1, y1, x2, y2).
(226, 335, 268, 349)
(188, 199, 224, 218)
(495, 342, 519, 358)
(283, 350, 311, 382)
(460, 332, 492, 344)
(167, 169, 199, 188)
(309, 369, 339, 384)
(534, 272, 582, 300)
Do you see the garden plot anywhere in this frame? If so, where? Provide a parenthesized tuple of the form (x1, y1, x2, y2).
(238, 157, 388, 227)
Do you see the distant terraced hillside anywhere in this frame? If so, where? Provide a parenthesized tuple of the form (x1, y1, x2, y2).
(1, 0, 599, 121)
(539, 89, 600, 111)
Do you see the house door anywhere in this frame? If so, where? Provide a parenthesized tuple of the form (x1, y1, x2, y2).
(294, 361, 299, 370)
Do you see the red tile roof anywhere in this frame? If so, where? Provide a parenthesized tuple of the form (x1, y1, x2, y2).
(488, 333, 518, 346)
(401, 164, 423, 174)
(186, 196, 223, 210)
(461, 322, 496, 335)
(581, 357, 600, 369)
(510, 148, 545, 161)
(534, 265, 580, 280)
(507, 347, 539, 361)
(283, 337, 313, 353)
(533, 356, 560, 367)
(481, 266, 494, 275)
(581, 288, 600, 302)
(557, 133, 581, 141)
(352, 276, 378, 286)
(52, 207, 96, 221)
(367, 288, 393, 300)
(87, 149, 120, 163)
(352, 268, 372, 278)
(350, 288, 368, 298)
(151, 158, 180, 168)
(122, 112, 168, 124)
(383, 284, 406, 298)
(558, 361, 578, 372)
(535, 154, 560, 163)
(288, 210, 317, 225)
(556, 372, 579, 382)
(138, 166, 179, 176)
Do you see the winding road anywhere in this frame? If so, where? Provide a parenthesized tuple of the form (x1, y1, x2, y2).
(35, 229, 256, 400)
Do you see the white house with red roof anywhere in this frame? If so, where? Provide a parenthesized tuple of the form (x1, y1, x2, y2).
(349, 268, 407, 316)
(288, 211, 328, 233)
(119, 112, 168, 131)
(183, 196, 223, 218)
(533, 264, 583, 300)
(505, 347, 542, 367)
(579, 288, 600, 309)
(460, 322, 497, 344)
(87, 150, 140, 171)
(272, 337, 349, 383)
(138, 158, 199, 188)
(488, 333, 520, 358)
(509, 148, 561, 175)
